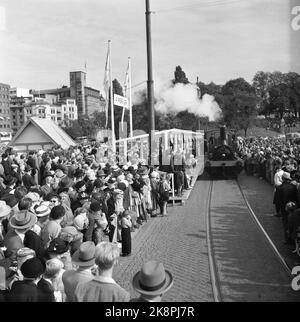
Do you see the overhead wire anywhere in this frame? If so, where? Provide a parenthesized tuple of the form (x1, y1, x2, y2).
(153, 0, 246, 14)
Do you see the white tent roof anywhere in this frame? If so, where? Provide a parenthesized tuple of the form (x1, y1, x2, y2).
(10, 117, 76, 150)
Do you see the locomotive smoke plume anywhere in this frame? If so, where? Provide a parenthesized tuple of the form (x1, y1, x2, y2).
(154, 82, 221, 121)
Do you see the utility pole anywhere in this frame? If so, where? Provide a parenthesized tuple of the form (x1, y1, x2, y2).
(145, 0, 155, 166)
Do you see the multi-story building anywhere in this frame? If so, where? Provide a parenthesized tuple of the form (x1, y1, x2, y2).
(70, 71, 86, 116)
(85, 86, 105, 116)
(56, 98, 78, 127)
(10, 96, 78, 134)
(30, 86, 70, 104)
(10, 87, 33, 98)
(0, 83, 12, 142)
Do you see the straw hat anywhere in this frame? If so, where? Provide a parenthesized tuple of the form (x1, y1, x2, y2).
(9, 210, 37, 229)
(132, 260, 173, 296)
(72, 241, 96, 267)
(35, 204, 51, 217)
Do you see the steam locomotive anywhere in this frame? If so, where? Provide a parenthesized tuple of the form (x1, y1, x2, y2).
(204, 126, 243, 179)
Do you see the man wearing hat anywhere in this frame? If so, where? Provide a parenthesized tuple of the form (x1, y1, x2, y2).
(62, 241, 96, 302)
(131, 260, 173, 302)
(41, 171, 54, 198)
(277, 172, 299, 243)
(4, 210, 37, 259)
(74, 241, 130, 302)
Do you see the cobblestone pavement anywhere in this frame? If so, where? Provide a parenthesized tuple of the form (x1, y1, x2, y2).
(114, 179, 214, 302)
(210, 179, 299, 302)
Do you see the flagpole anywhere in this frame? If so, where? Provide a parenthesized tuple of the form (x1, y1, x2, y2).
(128, 57, 133, 138)
(108, 40, 116, 153)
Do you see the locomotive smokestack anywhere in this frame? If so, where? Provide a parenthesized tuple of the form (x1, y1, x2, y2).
(220, 125, 227, 145)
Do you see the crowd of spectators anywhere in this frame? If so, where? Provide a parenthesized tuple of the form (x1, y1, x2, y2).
(237, 135, 300, 253)
(0, 142, 192, 302)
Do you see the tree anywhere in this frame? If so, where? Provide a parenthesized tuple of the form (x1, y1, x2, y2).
(64, 120, 83, 139)
(221, 78, 258, 137)
(173, 66, 189, 84)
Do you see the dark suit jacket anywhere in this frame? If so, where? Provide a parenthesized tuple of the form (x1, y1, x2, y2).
(3, 229, 23, 259)
(22, 173, 36, 190)
(37, 278, 55, 302)
(24, 230, 45, 258)
(278, 181, 298, 216)
(1, 159, 12, 176)
(8, 280, 39, 302)
(26, 156, 37, 176)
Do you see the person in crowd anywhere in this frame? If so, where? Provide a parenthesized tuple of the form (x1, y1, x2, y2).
(35, 204, 51, 232)
(8, 257, 44, 302)
(86, 201, 109, 245)
(46, 237, 72, 271)
(277, 172, 298, 244)
(159, 173, 171, 216)
(4, 210, 37, 260)
(41, 205, 65, 249)
(22, 166, 36, 191)
(43, 258, 65, 302)
(62, 241, 96, 302)
(73, 241, 130, 302)
(131, 260, 173, 302)
(59, 226, 83, 255)
(120, 210, 132, 257)
(273, 163, 284, 217)
(41, 171, 54, 197)
(6, 247, 36, 290)
(287, 203, 300, 255)
(0, 201, 11, 245)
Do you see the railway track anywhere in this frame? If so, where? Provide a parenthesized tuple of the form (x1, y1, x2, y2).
(206, 179, 294, 302)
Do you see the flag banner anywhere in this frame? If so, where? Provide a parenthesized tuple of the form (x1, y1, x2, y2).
(113, 94, 128, 109)
(124, 60, 130, 98)
(103, 47, 110, 128)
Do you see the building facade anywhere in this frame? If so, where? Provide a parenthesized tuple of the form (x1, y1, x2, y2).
(10, 96, 78, 135)
(70, 71, 86, 116)
(10, 87, 32, 98)
(0, 83, 12, 142)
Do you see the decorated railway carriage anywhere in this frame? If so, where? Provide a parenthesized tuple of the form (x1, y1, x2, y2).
(204, 126, 243, 178)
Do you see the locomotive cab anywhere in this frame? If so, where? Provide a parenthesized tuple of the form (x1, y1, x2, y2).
(205, 126, 243, 179)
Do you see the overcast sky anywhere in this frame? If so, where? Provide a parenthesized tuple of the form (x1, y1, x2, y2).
(0, 0, 294, 94)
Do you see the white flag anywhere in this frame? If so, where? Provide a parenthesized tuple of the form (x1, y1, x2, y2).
(121, 59, 130, 130)
(103, 46, 110, 128)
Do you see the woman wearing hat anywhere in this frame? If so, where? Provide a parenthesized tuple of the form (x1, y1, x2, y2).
(46, 237, 72, 271)
(131, 260, 173, 302)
